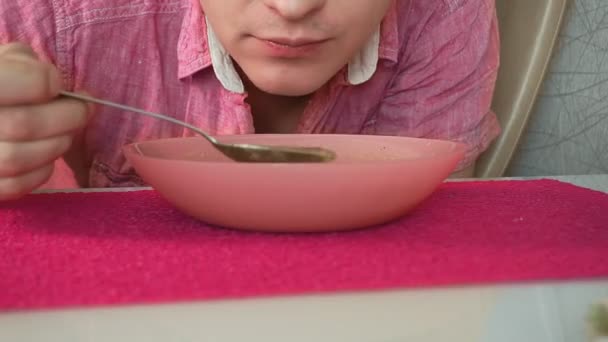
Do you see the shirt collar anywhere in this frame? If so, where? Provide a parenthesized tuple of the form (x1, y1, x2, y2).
(176, 0, 212, 80)
(177, 0, 400, 92)
(378, 0, 400, 63)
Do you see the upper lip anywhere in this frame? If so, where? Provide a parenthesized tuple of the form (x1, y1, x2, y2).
(260, 36, 328, 47)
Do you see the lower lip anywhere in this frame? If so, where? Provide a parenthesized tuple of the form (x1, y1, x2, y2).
(256, 38, 325, 58)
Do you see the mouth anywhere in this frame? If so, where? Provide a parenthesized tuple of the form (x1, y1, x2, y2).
(261, 36, 329, 47)
(252, 35, 330, 58)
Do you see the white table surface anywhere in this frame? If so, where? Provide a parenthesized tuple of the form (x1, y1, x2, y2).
(1, 175, 607, 342)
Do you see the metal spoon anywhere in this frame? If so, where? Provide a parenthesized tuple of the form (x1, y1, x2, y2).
(60, 91, 336, 163)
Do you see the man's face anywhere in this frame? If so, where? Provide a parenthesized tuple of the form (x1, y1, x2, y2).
(201, 0, 392, 96)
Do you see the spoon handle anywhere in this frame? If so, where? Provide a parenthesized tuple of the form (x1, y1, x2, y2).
(59, 90, 217, 143)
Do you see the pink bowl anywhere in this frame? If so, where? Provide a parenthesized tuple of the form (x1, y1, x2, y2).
(123, 134, 464, 232)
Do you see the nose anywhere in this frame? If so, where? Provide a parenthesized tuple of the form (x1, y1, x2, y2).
(263, 0, 326, 21)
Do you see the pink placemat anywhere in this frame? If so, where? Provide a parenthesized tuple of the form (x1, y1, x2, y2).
(1, 179, 607, 312)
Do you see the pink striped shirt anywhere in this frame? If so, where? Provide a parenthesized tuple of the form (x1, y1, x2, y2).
(0, 0, 500, 189)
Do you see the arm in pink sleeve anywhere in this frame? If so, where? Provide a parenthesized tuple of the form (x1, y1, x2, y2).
(372, 0, 501, 171)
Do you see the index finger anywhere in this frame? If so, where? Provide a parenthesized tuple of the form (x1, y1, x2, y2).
(0, 53, 62, 106)
(0, 43, 39, 59)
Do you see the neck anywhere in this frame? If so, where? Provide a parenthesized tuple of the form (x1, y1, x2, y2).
(239, 70, 311, 134)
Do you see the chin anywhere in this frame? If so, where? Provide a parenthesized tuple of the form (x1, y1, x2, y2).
(242, 65, 332, 97)
(250, 75, 323, 97)
(256, 83, 317, 97)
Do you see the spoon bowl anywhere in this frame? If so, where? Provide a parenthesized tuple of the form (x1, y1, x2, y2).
(213, 142, 337, 163)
